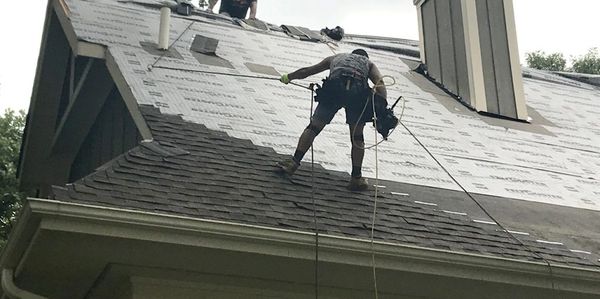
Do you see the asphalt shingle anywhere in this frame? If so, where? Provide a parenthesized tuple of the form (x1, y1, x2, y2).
(52, 106, 600, 269)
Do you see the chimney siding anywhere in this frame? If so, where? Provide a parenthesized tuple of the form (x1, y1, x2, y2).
(415, 0, 527, 121)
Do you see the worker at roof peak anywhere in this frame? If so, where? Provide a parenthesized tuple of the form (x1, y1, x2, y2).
(277, 49, 388, 192)
(207, 0, 258, 19)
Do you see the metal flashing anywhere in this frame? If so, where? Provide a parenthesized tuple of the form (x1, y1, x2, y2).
(191, 51, 234, 68)
(140, 41, 183, 59)
(244, 62, 280, 76)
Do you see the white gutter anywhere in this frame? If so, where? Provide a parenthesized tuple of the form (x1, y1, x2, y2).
(1, 269, 46, 299)
(7, 198, 600, 296)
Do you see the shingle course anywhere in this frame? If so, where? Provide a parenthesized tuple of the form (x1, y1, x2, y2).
(52, 106, 600, 269)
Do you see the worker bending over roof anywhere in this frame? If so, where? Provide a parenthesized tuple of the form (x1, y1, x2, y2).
(278, 49, 388, 191)
(207, 0, 257, 19)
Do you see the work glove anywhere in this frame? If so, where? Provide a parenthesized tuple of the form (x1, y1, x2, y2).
(280, 74, 291, 84)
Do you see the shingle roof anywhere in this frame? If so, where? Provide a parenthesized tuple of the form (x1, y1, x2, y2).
(52, 105, 600, 268)
(49, 0, 600, 269)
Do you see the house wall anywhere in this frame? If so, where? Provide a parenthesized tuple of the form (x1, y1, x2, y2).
(69, 88, 140, 182)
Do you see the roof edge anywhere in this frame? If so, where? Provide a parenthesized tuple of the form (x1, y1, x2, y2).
(53, 0, 106, 59)
(17, 198, 600, 295)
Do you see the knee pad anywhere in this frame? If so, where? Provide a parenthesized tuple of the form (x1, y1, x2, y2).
(306, 123, 323, 135)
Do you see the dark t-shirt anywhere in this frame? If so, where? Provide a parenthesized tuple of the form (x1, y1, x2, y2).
(219, 0, 256, 19)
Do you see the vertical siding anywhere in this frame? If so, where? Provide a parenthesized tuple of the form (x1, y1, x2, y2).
(422, 1, 442, 81)
(420, 0, 523, 120)
(450, 0, 470, 104)
(437, 0, 457, 93)
(487, 0, 517, 118)
(476, 0, 500, 115)
(69, 90, 140, 182)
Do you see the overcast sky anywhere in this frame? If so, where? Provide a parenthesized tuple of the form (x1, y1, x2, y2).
(1, 0, 599, 113)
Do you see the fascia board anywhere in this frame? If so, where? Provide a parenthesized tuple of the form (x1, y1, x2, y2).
(52, 0, 106, 59)
(24, 198, 600, 295)
(105, 51, 153, 140)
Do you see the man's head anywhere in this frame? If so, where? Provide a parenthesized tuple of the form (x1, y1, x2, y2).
(352, 49, 369, 58)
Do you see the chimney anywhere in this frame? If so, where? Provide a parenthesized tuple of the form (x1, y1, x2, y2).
(414, 0, 528, 121)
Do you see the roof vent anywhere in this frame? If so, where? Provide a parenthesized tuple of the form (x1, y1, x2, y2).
(190, 35, 233, 68)
(414, 0, 528, 121)
(191, 35, 219, 55)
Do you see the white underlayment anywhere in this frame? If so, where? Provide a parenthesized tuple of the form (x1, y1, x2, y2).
(68, 0, 600, 211)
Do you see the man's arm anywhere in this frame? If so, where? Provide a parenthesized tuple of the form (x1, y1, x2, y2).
(287, 56, 333, 81)
(369, 62, 387, 99)
(248, 1, 257, 19)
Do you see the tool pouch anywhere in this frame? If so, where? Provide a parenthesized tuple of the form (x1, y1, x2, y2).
(373, 93, 398, 140)
(314, 77, 338, 104)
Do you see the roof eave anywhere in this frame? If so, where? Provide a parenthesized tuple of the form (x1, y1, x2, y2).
(3, 198, 598, 296)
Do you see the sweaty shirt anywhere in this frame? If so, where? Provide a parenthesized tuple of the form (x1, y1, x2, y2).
(219, 0, 256, 19)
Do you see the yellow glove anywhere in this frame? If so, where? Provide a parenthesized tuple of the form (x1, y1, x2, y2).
(280, 74, 291, 84)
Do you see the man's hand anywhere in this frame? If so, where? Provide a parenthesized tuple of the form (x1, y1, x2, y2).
(280, 74, 291, 84)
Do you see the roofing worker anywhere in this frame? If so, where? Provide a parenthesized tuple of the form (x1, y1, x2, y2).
(207, 0, 257, 19)
(277, 49, 387, 191)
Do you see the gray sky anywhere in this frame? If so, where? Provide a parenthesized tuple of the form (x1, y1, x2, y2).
(1, 0, 599, 113)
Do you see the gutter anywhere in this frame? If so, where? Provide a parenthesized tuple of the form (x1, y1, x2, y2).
(7, 198, 600, 295)
(1, 269, 46, 299)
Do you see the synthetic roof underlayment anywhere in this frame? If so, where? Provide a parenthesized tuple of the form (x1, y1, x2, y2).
(55, 0, 600, 267)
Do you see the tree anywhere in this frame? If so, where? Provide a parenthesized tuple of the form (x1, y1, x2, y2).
(526, 51, 567, 71)
(571, 48, 600, 75)
(0, 109, 26, 248)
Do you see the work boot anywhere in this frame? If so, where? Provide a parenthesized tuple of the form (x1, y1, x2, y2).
(276, 156, 300, 176)
(347, 176, 369, 191)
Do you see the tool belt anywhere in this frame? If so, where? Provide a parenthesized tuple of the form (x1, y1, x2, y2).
(314, 75, 370, 106)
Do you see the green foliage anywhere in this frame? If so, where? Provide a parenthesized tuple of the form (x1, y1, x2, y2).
(0, 109, 26, 248)
(571, 48, 600, 75)
(526, 51, 567, 72)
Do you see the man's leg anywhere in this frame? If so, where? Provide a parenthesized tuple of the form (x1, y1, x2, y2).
(292, 119, 326, 163)
(276, 101, 337, 176)
(349, 123, 365, 177)
(276, 118, 327, 176)
(347, 122, 369, 191)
